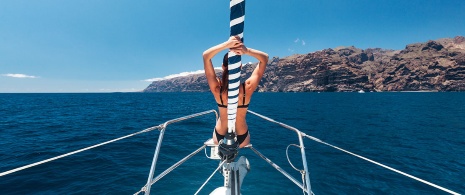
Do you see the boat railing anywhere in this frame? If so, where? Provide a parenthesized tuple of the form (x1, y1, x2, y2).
(142, 109, 219, 195)
(135, 109, 461, 195)
(0, 110, 460, 195)
(138, 109, 315, 195)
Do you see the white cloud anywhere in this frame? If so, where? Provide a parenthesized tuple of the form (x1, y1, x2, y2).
(141, 64, 258, 82)
(2, 73, 38, 78)
(293, 38, 306, 46)
(143, 68, 222, 82)
(143, 78, 164, 82)
(289, 38, 306, 53)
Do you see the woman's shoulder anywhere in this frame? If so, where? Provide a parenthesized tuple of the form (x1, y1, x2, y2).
(243, 80, 255, 93)
(211, 77, 221, 94)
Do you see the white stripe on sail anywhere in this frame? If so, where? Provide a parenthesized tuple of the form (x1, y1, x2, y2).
(228, 89, 239, 97)
(228, 108, 238, 114)
(228, 115, 236, 120)
(228, 61, 241, 70)
(228, 103, 238, 108)
(228, 33, 244, 39)
(236, 32, 243, 39)
(228, 72, 241, 80)
(228, 81, 240, 89)
(228, 52, 237, 57)
(228, 100, 238, 105)
(230, 0, 244, 8)
(230, 16, 245, 27)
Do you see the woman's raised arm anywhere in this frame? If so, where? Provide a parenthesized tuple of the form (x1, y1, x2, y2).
(203, 36, 243, 92)
(231, 45, 268, 91)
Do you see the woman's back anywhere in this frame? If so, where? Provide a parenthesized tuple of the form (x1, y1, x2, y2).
(214, 81, 254, 133)
(202, 36, 268, 147)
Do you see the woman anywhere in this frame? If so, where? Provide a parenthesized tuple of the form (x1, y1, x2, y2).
(203, 36, 268, 148)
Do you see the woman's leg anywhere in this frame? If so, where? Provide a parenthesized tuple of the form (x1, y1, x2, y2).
(213, 127, 226, 144)
(238, 131, 250, 148)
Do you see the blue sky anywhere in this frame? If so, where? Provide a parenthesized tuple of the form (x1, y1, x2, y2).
(1, 0, 464, 92)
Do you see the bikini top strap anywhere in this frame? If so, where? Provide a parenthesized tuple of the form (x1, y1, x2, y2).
(242, 83, 246, 106)
(219, 85, 224, 105)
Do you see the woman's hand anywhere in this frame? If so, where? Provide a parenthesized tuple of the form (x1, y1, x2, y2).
(230, 45, 248, 55)
(203, 36, 242, 61)
(224, 36, 243, 49)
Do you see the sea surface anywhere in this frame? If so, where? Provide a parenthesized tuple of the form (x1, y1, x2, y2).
(0, 92, 464, 195)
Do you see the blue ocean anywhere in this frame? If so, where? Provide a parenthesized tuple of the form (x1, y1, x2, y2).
(0, 92, 464, 194)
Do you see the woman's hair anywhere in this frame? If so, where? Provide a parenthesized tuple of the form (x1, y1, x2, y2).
(221, 53, 229, 94)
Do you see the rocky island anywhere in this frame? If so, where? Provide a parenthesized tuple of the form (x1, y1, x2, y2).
(143, 36, 465, 92)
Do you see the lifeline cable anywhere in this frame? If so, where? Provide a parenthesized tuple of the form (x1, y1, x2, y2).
(247, 110, 459, 195)
(194, 160, 227, 195)
(0, 125, 161, 177)
(227, 0, 245, 134)
(302, 133, 461, 195)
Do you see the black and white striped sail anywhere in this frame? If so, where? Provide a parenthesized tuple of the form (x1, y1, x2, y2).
(227, 0, 245, 133)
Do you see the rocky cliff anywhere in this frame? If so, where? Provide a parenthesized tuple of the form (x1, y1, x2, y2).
(143, 36, 465, 92)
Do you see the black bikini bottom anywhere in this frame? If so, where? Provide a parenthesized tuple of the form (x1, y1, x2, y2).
(215, 128, 249, 145)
